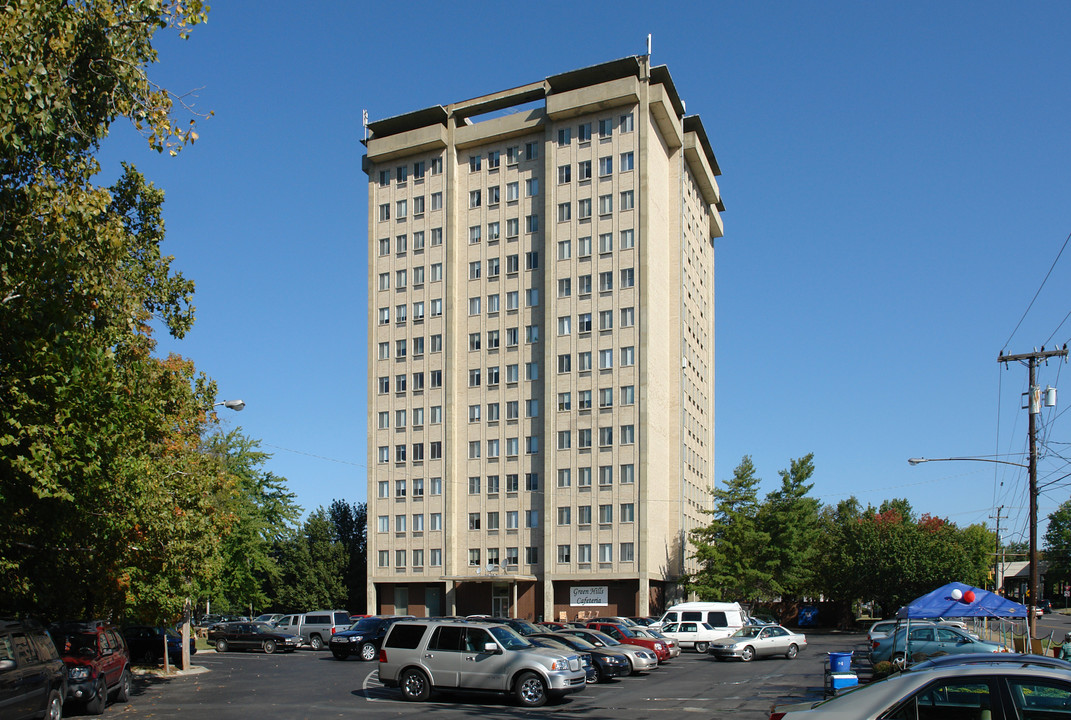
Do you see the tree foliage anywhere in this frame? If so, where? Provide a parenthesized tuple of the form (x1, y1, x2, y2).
(328, 500, 368, 613)
(758, 453, 821, 598)
(0, 0, 214, 621)
(1044, 501, 1071, 585)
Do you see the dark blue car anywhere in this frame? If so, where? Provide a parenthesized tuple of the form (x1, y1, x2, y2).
(329, 616, 412, 660)
(122, 626, 197, 665)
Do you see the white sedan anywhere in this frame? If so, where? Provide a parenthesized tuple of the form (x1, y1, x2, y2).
(659, 621, 730, 653)
(708, 624, 807, 661)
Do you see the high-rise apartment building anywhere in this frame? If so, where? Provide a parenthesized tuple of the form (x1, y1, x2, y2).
(363, 56, 723, 621)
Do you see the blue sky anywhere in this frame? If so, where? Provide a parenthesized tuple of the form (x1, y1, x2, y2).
(98, 1, 1071, 547)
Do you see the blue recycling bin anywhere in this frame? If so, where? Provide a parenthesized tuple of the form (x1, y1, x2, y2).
(828, 651, 853, 673)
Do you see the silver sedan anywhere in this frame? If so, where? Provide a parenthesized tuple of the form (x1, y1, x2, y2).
(708, 624, 806, 661)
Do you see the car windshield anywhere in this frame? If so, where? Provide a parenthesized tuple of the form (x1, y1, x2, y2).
(588, 631, 621, 646)
(556, 635, 594, 650)
(348, 618, 382, 632)
(732, 627, 763, 639)
(252, 623, 275, 633)
(509, 619, 543, 635)
(488, 625, 531, 650)
(616, 625, 638, 638)
(57, 633, 97, 656)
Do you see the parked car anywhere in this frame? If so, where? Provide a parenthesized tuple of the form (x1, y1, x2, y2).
(329, 616, 412, 661)
(207, 622, 302, 654)
(50, 620, 131, 714)
(121, 625, 197, 665)
(770, 656, 1071, 718)
(556, 628, 659, 674)
(196, 614, 223, 628)
(585, 621, 670, 663)
(478, 617, 544, 637)
(660, 621, 728, 653)
(0, 618, 66, 720)
(866, 618, 976, 645)
(630, 626, 680, 657)
(530, 632, 631, 683)
(1038, 599, 1053, 615)
(588, 616, 639, 626)
(526, 636, 597, 684)
(628, 617, 658, 627)
(709, 624, 807, 662)
(378, 619, 587, 707)
(652, 601, 747, 639)
(273, 610, 350, 650)
(253, 614, 285, 626)
(869, 624, 1002, 667)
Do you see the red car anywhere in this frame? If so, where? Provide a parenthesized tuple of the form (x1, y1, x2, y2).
(51, 620, 132, 714)
(586, 622, 670, 663)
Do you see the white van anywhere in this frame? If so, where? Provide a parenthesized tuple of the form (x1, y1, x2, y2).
(652, 602, 746, 639)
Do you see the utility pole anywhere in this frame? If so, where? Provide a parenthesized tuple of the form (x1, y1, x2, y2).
(998, 344, 1068, 638)
(990, 505, 1004, 593)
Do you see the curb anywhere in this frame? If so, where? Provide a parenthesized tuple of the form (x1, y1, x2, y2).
(131, 665, 210, 678)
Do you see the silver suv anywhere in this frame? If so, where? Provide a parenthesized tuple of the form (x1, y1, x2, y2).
(275, 610, 350, 650)
(379, 620, 587, 706)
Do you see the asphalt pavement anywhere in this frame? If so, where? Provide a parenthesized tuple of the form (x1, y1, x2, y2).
(107, 631, 865, 720)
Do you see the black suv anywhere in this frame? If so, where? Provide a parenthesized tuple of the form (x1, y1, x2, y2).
(51, 620, 131, 714)
(329, 616, 412, 661)
(0, 618, 66, 719)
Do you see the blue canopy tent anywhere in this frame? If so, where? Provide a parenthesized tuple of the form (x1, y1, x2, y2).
(889, 582, 1029, 664)
(895, 582, 1028, 621)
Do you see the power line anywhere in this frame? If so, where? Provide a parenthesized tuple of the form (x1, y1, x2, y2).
(1001, 228, 1071, 353)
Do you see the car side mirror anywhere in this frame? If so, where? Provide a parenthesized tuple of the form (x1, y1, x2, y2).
(483, 642, 499, 654)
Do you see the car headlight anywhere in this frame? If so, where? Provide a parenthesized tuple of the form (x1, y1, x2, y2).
(68, 666, 90, 681)
(549, 659, 567, 670)
(655, 642, 664, 650)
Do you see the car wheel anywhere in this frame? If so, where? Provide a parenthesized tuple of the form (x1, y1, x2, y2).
(740, 645, 755, 662)
(309, 635, 324, 650)
(263, 639, 277, 654)
(627, 657, 638, 675)
(360, 642, 377, 661)
(694, 642, 709, 653)
(44, 689, 62, 720)
(85, 678, 107, 715)
(400, 668, 431, 702)
(116, 667, 131, 702)
(215, 638, 229, 652)
(593, 664, 606, 683)
(785, 644, 799, 660)
(514, 671, 548, 707)
(331, 648, 348, 660)
(892, 652, 907, 669)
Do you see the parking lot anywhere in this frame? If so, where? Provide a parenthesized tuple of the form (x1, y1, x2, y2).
(108, 631, 864, 720)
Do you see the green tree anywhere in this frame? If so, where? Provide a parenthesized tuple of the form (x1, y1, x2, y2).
(206, 430, 301, 616)
(273, 509, 348, 612)
(758, 453, 821, 599)
(328, 500, 367, 613)
(0, 0, 213, 620)
(1044, 501, 1071, 586)
(686, 456, 774, 601)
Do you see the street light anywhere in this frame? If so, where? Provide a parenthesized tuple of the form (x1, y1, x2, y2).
(214, 399, 245, 412)
(177, 398, 246, 672)
(907, 454, 1036, 636)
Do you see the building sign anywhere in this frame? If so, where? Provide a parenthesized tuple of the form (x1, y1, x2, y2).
(570, 586, 608, 606)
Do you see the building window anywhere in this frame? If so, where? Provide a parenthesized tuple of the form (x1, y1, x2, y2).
(558, 354, 571, 373)
(525, 547, 539, 565)
(431, 477, 443, 495)
(488, 185, 500, 205)
(379, 203, 390, 221)
(599, 118, 613, 138)
(469, 189, 481, 208)
(378, 550, 389, 567)
(578, 505, 592, 525)
(469, 549, 481, 566)
(396, 199, 407, 218)
(620, 151, 634, 171)
(599, 543, 613, 563)
(577, 198, 591, 219)
(621, 424, 635, 444)
(487, 474, 500, 494)
(620, 503, 635, 523)
(525, 436, 539, 454)
(507, 146, 520, 165)
(525, 325, 539, 344)
(622, 346, 635, 366)
(469, 297, 481, 315)
(578, 354, 592, 373)
(578, 313, 592, 334)
(558, 430, 571, 450)
(620, 543, 634, 562)
(599, 426, 613, 446)
(621, 307, 635, 327)
(557, 469, 571, 488)
(620, 464, 635, 484)
(525, 178, 539, 197)
(430, 156, 443, 174)
(578, 429, 592, 449)
(469, 226, 481, 244)
(557, 545, 571, 563)
(558, 165, 571, 184)
(469, 260, 481, 279)
(488, 221, 500, 241)
(525, 509, 539, 528)
(414, 160, 425, 179)
(525, 215, 539, 233)
(430, 228, 443, 246)
(468, 512, 481, 530)
(377, 515, 389, 533)
(378, 169, 390, 187)
(430, 513, 442, 530)
(620, 112, 634, 133)
(487, 511, 500, 530)
(525, 142, 539, 160)
(621, 268, 635, 288)
(599, 232, 613, 254)
(506, 218, 519, 238)
(396, 514, 407, 532)
(578, 161, 592, 181)
(599, 503, 613, 523)
(598, 194, 612, 215)
(412, 549, 424, 567)
(578, 122, 591, 142)
(430, 548, 442, 566)
(413, 195, 424, 214)
(469, 155, 481, 172)
(599, 156, 613, 176)
(578, 467, 592, 487)
(506, 510, 519, 529)
(557, 127, 571, 145)
(525, 288, 539, 307)
(488, 150, 500, 169)
(599, 387, 613, 408)
(557, 202, 571, 222)
(578, 236, 592, 257)
(620, 190, 634, 210)
(558, 392, 571, 411)
(431, 192, 442, 210)
(396, 478, 407, 496)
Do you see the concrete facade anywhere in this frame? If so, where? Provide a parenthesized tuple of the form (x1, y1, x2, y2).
(364, 56, 723, 621)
